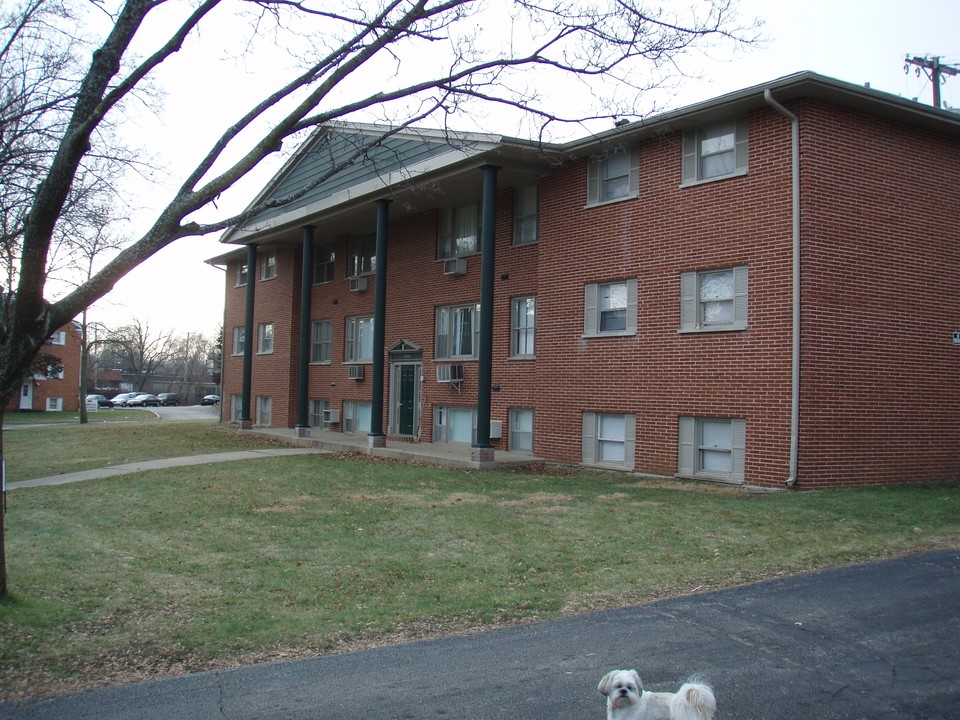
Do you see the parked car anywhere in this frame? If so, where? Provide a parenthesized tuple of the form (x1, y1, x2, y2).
(110, 392, 139, 407)
(157, 393, 179, 406)
(200, 394, 220, 405)
(86, 394, 112, 408)
(127, 393, 161, 407)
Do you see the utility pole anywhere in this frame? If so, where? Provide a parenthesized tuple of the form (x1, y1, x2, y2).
(905, 55, 960, 109)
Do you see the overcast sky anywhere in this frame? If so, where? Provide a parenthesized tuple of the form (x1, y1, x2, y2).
(84, 0, 960, 338)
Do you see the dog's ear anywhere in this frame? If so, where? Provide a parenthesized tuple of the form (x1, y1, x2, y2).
(598, 671, 613, 696)
(628, 670, 642, 691)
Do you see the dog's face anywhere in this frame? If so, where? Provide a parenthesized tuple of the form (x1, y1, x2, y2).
(598, 669, 643, 710)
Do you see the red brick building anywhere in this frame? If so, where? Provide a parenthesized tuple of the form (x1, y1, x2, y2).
(7, 321, 83, 413)
(211, 72, 960, 489)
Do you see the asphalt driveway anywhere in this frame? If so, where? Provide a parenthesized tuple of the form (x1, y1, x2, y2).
(2, 550, 958, 719)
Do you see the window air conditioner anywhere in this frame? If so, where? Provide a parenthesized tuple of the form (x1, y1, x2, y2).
(347, 365, 365, 380)
(442, 258, 467, 276)
(436, 364, 464, 383)
(489, 420, 503, 439)
(322, 409, 340, 426)
(349, 277, 368, 292)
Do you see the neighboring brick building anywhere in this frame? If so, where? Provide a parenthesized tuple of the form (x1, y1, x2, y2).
(7, 321, 83, 413)
(211, 72, 960, 489)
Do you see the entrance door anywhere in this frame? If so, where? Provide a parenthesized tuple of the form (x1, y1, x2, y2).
(19, 382, 33, 410)
(390, 362, 421, 437)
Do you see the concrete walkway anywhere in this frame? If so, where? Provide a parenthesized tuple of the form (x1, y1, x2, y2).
(2, 550, 958, 719)
(5, 448, 328, 490)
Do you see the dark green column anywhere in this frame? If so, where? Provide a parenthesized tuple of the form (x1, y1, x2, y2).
(295, 227, 315, 436)
(368, 199, 390, 447)
(473, 165, 499, 462)
(240, 243, 257, 429)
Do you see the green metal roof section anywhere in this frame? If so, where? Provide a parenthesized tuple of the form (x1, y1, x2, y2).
(245, 128, 457, 227)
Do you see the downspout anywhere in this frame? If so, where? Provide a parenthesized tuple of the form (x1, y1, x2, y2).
(763, 89, 800, 487)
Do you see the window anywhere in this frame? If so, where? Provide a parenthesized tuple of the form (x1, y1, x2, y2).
(584, 279, 637, 337)
(232, 327, 245, 355)
(438, 204, 479, 259)
(582, 412, 636, 469)
(513, 185, 538, 245)
(260, 252, 277, 280)
(47, 331, 66, 345)
(46, 397, 63, 412)
(678, 417, 745, 484)
(509, 409, 534, 452)
(257, 323, 274, 354)
(343, 401, 371, 433)
(235, 262, 248, 287)
(231, 394, 243, 422)
(433, 405, 476, 444)
(681, 119, 748, 185)
(311, 320, 332, 363)
(435, 303, 480, 359)
(348, 233, 376, 277)
(587, 148, 639, 206)
(313, 241, 336, 284)
(310, 399, 330, 428)
(345, 316, 374, 362)
(256, 396, 272, 426)
(511, 297, 536, 357)
(679, 266, 748, 332)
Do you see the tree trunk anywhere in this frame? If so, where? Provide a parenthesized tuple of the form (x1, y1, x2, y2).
(1, 409, 8, 598)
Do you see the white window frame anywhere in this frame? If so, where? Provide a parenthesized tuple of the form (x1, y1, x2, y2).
(581, 412, 636, 470)
(343, 400, 372, 433)
(48, 330, 66, 345)
(257, 322, 274, 354)
(435, 303, 481, 360)
(260, 252, 277, 281)
(310, 399, 330, 428)
(313, 241, 336, 284)
(45, 397, 63, 412)
(583, 279, 638, 337)
(511, 296, 536, 357)
(256, 396, 272, 426)
(348, 233, 376, 277)
(586, 147, 639, 206)
(681, 118, 749, 186)
(509, 408, 534, 452)
(678, 417, 746, 484)
(345, 316, 374, 363)
(438, 204, 480, 259)
(311, 320, 332, 364)
(513, 185, 538, 246)
(432, 405, 477, 444)
(235, 262, 248, 287)
(679, 266, 748, 333)
(232, 326, 245, 356)
(231, 394, 243, 422)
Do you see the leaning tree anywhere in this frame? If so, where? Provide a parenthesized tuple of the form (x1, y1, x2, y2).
(0, 0, 756, 595)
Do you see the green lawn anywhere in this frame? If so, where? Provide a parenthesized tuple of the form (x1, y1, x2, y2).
(0, 422, 958, 701)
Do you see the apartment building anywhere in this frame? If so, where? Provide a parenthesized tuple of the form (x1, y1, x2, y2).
(212, 71, 960, 489)
(7, 321, 83, 413)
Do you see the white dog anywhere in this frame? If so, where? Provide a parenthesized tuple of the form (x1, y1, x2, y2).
(598, 669, 716, 720)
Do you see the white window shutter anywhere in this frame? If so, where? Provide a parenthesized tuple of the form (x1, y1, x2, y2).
(582, 412, 596, 464)
(681, 130, 698, 184)
(623, 414, 636, 471)
(735, 118, 749, 173)
(678, 416, 695, 476)
(731, 418, 746, 483)
(733, 265, 749, 330)
(679, 272, 697, 331)
(628, 148, 640, 198)
(626, 278, 638, 335)
(584, 284, 599, 335)
(586, 158, 601, 205)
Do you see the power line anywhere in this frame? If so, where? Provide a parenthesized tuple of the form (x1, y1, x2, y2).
(905, 55, 960, 109)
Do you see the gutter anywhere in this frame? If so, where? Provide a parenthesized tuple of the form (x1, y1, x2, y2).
(763, 89, 800, 487)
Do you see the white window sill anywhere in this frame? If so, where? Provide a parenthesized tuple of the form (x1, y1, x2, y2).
(679, 169, 748, 189)
(582, 331, 635, 339)
(677, 325, 746, 334)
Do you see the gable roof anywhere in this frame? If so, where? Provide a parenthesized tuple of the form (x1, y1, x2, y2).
(214, 71, 960, 255)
